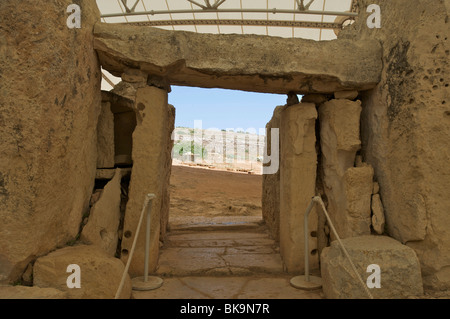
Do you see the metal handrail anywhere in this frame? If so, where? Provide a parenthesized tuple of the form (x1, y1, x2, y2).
(304, 196, 374, 299)
(114, 193, 156, 299)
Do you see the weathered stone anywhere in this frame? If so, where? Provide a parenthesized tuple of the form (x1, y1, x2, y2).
(319, 99, 365, 239)
(321, 235, 424, 299)
(0, 0, 101, 283)
(94, 23, 382, 94)
(334, 90, 359, 100)
(121, 68, 147, 83)
(286, 92, 299, 106)
(81, 169, 123, 256)
(33, 245, 131, 299)
(0, 285, 68, 299)
(147, 75, 172, 92)
(160, 104, 175, 239)
(21, 263, 33, 286)
(97, 101, 115, 168)
(102, 90, 134, 114)
(344, 166, 374, 237)
(372, 181, 380, 194)
(301, 94, 330, 105)
(262, 105, 286, 242)
(112, 81, 146, 101)
(95, 168, 131, 180)
(355, 155, 364, 167)
(371, 194, 386, 235)
(120, 86, 172, 276)
(280, 103, 318, 272)
(340, 0, 450, 288)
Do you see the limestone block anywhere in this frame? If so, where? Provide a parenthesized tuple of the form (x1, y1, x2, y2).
(344, 166, 374, 237)
(160, 104, 176, 239)
(0, 286, 68, 299)
(373, 182, 380, 194)
(319, 99, 364, 239)
(321, 236, 424, 299)
(33, 245, 131, 299)
(371, 194, 386, 235)
(120, 86, 171, 276)
(94, 23, 382, 94)
(0, 0, 101, 283)
(262, 105, 286, 242)
(112, 81, 147, 101)
(340, 0, 450, 289)
(301, 94, 329, 105)
(121, 68, 147, 83)
(279, 103, 318, 273)
(97, 101, 115, 168)
(81, 169, 123, 256)
(334, 90, 359, 100)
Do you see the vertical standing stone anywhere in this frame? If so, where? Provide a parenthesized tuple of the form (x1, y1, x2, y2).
(279, 103, 318, 273)
(96, 101, 115, 168)
(120, 86, 171, 276)
(0, 0, 101, 283)
(319, 99, 373, 239)
(81, 169, 123, 256)
(160, 104, 175, 240)
(262, 105, 285, 242)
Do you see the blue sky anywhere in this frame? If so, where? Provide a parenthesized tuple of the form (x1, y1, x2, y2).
(168, 86, 290, 133)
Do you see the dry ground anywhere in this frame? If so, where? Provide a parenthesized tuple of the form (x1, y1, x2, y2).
(168, 163, 264, 229)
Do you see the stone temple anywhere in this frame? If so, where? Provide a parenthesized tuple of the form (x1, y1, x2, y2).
(0, 0, 449, 300)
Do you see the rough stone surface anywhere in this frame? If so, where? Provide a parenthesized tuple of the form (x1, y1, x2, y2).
(157, 227, 283, 276)
(262, 105, 286, 242)
(94, 23, 382, 94)
(301, 94, 330, 105)
(132, 276, 323, 299)
(0, 0, 101, 283)
(81, 169, 123, 256)
(160, 104, 175, 239)
(33, 245, 131, 299)
(340, 0, 450, 289)
(319, 99, 366, 239)
(321, 235, 424, 299)
(279, 103, 318, 272)
(112, 81, 146, 101)
(334, 90, 359, 100)
(343, 166, 374, 237)
(121, 68, 148, 83)
(373, 181, 380, 194)
(371, 194, 386, 235)
(0, 285, 68, 299)
(97, 101, 115, 168)
(120, 86, 172, 276)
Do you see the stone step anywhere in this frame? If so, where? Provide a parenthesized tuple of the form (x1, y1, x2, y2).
(157, 229, 284, 277)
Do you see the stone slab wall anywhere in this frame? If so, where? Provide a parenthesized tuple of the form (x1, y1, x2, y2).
(279, 103, 319, 273)
(262, 105, 286, 242)
(120, 86, 172, 276)
(0, 0, 101, 283)
(340, 0, 450, 289)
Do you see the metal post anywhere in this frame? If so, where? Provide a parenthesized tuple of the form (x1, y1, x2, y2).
(290, 197, 322, 290)
(130, 193, 163, 291)
(144, 194, 153, 282)
(303, 199, 315, 282)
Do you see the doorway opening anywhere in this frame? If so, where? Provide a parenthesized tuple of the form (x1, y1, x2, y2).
(167, 86, 285, 231)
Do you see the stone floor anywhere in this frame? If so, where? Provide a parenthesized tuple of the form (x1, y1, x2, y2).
(132, 219, 324, 299)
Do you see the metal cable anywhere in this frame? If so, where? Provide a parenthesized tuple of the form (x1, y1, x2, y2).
(312, 196, 374, 299)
